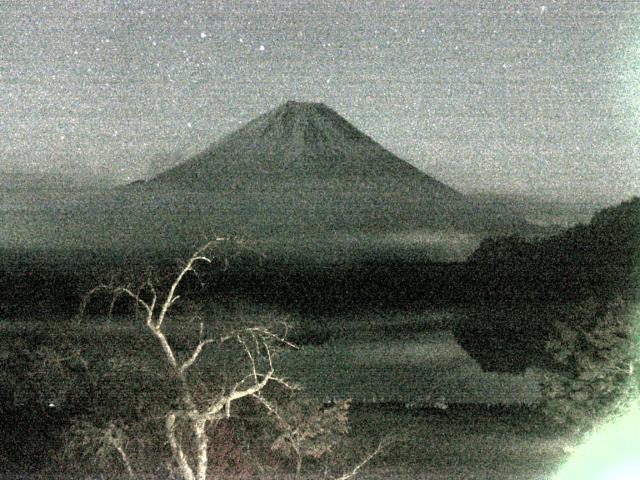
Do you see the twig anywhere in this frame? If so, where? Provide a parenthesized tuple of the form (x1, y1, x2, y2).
(334, 438, 391, 480)
(179, 338, 216, 374)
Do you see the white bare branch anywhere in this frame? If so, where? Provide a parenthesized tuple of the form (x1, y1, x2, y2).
(226, 369, 274, 408)
(148, 324, 178, 370)
(79, 284, 113, 315)
(114, 286, 154, 319)
(80, 239, 333, 480)
(146, 279, 158, 313)
(179, 338, 215, 374)
(156, 242, 216, 329)
(107, 290, 121, 318)
(246, 326, 298, 350)
(105, 425, 136, 480)
(238, 334, 258, 382)
(252, 392, 290, 430)
(205, 368, 275, 420)
(334, 438, 390, 480)
(267, 375, 302, 391)
(80, 282, 156, 322)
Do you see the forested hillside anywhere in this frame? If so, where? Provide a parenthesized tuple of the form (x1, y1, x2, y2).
(455, 197, 640, 374)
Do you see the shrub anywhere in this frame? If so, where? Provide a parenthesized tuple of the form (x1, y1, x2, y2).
(534, 296, 639, 431)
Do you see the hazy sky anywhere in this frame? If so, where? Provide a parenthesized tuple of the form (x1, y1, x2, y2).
(2, 0, 639, 201)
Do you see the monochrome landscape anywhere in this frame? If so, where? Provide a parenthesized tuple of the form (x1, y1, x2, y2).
(2, 2, 639, 479)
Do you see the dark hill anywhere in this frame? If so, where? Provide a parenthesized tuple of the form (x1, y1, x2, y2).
(453, 197, 640, 373)
(467, 196, 640, 297)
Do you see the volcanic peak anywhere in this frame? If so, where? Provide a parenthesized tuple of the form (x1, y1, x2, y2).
(147, 100, 446, 189)
(259, 100, 360, 141)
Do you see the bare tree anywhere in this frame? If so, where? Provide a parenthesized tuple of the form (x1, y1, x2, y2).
(76, 240, 391, 480)
(264, 395, 395, 480)
(266, 396, 351, 478)
(81, 240, 298, 480)
(65, 420, 136, 480)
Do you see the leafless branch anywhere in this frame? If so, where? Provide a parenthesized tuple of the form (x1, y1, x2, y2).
(205, 366, 275, 420)
(246, 326, 298, 350)
(107, 289, 122, 318)
(334, 437, 392, 480)
(79, 284, 112, 316)
(156, 241, 217, 329)
(145, 278, 158, 313)
(104, 423, 136, 480)
(114, 286, 153, 319)
(252, 392, 289, 428)
(179, 338, 216, 374)
(78, 239, 319, 480)
(166, 413, 195, 480)
(268, 375, 301, 391)
(226, 368, 274, 407)
(238, 334, 258, 382)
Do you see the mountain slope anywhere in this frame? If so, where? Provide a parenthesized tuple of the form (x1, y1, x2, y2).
(130, 101, 531, 240)
(151, 101, 453, 189)
(0, 101, 534, 263)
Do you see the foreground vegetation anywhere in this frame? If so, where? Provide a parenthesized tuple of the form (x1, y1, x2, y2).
(1, 197, 638, 478)
(1, 244, 393, 480)
(3, 296, 633, 479)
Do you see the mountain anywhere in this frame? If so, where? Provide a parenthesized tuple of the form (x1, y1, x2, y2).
(0, 170, 89, 190)
(0, 102, 553, 315)
(129, 101, 532, 243)
(1, 101, 535, 264)
(138, 151, 187, 180)
(150, 101, 454, 188)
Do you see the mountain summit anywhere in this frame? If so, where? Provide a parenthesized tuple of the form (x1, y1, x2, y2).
(121, 101, 533, 253)
(149, 101, 454, 194)
(8, 102, 532, 261)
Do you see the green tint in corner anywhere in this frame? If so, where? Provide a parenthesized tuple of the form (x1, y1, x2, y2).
(554, 304, 640, 480)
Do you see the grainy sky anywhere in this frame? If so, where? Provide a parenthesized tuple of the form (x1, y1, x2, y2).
(2, 0, 639, 201)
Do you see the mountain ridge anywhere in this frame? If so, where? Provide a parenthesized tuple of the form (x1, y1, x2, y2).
(144, 101, 458, 197)
(119, 101, 539, 239)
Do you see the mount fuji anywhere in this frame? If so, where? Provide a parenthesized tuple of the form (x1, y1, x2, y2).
(129, 101, 529, 241)
(5, 101, 534, 262)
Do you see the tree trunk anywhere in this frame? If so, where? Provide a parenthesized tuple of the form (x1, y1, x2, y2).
(166, 413, 195, 480)
(194, 417, 209, 480)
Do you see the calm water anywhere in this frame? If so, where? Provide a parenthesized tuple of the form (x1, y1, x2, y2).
(280, 330, 540, 405)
